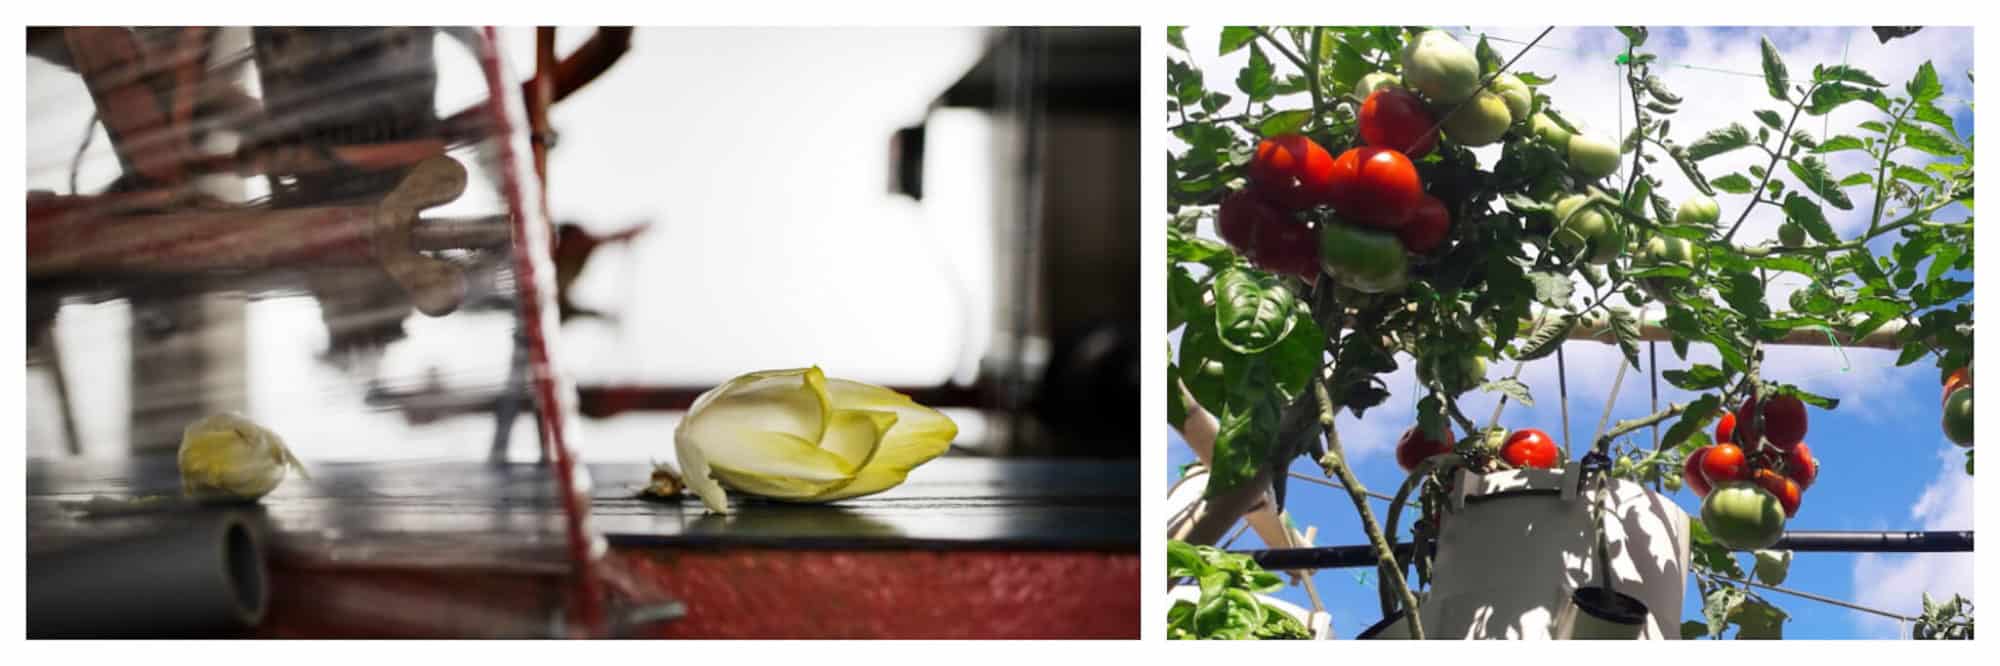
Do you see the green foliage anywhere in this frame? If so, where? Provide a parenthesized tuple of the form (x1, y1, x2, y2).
(1914, 593, 1974, 639)
(1167, 540, 1313, 640)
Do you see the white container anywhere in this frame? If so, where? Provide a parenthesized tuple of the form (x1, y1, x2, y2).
(1363, 466, 1691, 639)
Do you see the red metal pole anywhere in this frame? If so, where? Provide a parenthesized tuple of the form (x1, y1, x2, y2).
(474, 26, 604, 637)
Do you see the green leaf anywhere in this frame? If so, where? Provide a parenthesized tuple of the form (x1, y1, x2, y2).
(1644, 75, 1682, 104)
(1786, 157, 1855, 209)
(1236, 43, 1276, 102)
(1167, 539, 1207, 578)
(1759, 37, 1789, 101)
(1837, 172, 1873, 187)
(1731, 597, 1789, 639)
(1212, 268, 1298, 354)
(1753, 550, 1792, 586)
(1663, 365, 1729, 391)
(1682, 621, 1709, 640)
(1906, 61, 1943, 104)
(1168, 27, 1188, 52)
(1898, 123, 1960, 158)
(1219, 27, 1257, 55)
(1609, 307, 1643, 369)
(1661, 394, 1721, 450)
(1168, 227, 1236, 265)
(1628, 264, 1692, 280)
(1206, 355, 1283, 499)
(1893, 164, 1939, 187)
(1258, 109, 1312, 137)
(1927, 242, 1964, 282)
(1168, 264, 1203, 331)
(1476, 34, 1503, 75)
(1709, 172, 1755, 194)
(1818, 64, 1886, 87)
(1806, 84, 1885, 115)
(1480, 377, 1534, 407)
(1914, 101, 1958, 134)
(1781, 192, 1839, 243)
(1705, 585, 1748, 638)
(1168, 361, 1189, 427)
(1528, 271, 1575, 307)
(1266, 309, 1326, 402)
(1815, 134, 1866, 154)
(1753, 109, 1784, 131)
(1617, 26, 1648, 47)
(1516, 313, 1576, 361)
(1688, 124, 1754, 161)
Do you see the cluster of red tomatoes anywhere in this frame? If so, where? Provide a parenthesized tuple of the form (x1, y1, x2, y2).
(1216, 86, 1451, 291)
(1395, 425, 1561, 472)
(1682, 394, 1820, 549)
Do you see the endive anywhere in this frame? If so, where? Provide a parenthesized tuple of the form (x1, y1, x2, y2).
(179, 412, 309, 502)
(676, 367, 957, 513)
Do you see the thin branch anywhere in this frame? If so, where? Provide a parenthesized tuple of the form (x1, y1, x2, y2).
(1313, 377, 1425, 639)
(1720, 80, 1823, 244)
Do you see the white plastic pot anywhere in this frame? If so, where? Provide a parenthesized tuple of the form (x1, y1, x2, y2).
(1364, 465, 1691, 639)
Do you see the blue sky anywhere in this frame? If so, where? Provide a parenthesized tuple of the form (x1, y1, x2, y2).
(1167, 26, 1974, 639)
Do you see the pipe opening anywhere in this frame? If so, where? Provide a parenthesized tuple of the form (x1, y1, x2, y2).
(223, 519, 268, 624)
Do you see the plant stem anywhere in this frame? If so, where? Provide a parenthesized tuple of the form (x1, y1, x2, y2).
(1621, 41, 1646, 198)
(1864, 98, 1919, 237)
(1596, 401, 1688, 449)
(1254, 28, 1314, 81)
(1721, 81, 1822, 244)
(1308, 28, 1327, 129)
(1313, 376, 1425, 639)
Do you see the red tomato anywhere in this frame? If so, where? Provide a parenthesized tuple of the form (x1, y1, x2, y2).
(1500, 428, 1561, 469)
(1760, 395, 1808, 451)
(1700, 443, 1749, 484)
(1784, 441, 1818, 490)
(1397, 194, 1451, 254)
(1358, 88, 1438, 157)
(1753, 468, 1803, 518)
(1733, 396, 1762, 446)
(1395, 424, 1456, 472)
(1326, 146, 1424, 231)
(1684, 446, 1714, 497)
(1256, 210, 1320, 278)
(1248, 134, 1337, 212)
(1714, 411, 1737, 446)
(1217, 191, 1320, 280)
(1943, 367, 1972, 406)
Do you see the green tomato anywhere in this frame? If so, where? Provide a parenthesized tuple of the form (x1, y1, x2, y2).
(1440, 89, 1512, 147)
(1491, 74, 1532, 123)
(1675, 195, 1721, 226)
(1700, 481, 1787, 550)
(1531, 113, 1571, 148)
(1400, 30, 1482, 105)
(1567, 133, 1623, 181)
(1944, 387, 1973, 447)
(1418, 352, 1488, 395)
(1551, 194, 1624, 264)
(1354, 72, 1402, 100)
(1319, 221, 1409, 294)
(1643, 235, 1695, 265)
(1779, 222, 1807, 247)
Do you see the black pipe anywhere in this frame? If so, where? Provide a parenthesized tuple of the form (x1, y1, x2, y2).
(1235, 530, 1973, 571)
(28, 509, 268, 638)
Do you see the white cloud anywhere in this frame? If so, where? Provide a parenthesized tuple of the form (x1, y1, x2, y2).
(1850, 444, 1974, 638)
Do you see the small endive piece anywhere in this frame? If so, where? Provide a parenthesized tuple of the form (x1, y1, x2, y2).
(179, 413, 309, 502)
(676, 367, 957, 513)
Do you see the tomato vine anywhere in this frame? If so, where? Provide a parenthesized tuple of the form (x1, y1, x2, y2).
(1167, 25, 1973, 639)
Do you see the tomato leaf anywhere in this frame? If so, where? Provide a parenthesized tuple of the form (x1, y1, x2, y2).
(1814, 134, 1866, 154)
(1617, 26, 1648, 47)
(1752, 549, 1793, 586)
(1663, 365, 1729, 391)
(1898, 122, 1960, 158)
(1479, 377, 1534, 407)
(1681, 620, 1709, 640)
(1528, 271, 1575, 307)
(1236, 43, 1276, 102)
(1688, 124, 1753, 161)
(1753, 109, 1784, 131)
(1704, 585, 1748, 638)
(1218, 27, 1257, 56)
(1258, 109, 1312, 137)
(1785, 157, 1855, 209)
(1708, 172, 1755, 194)
(1731, 597, 1789, 639)
(1212, 267, 1298, 354)
(1515, 312, 1576, 361)
(1758, 37, 1789, 101)
(1905, 60, 1943, 104)
(1805, 83, 1885, 116)
(1662, 394, 1721, 451)
(1780, 192, 1839, 244)
(1608, 307, 1643, 369)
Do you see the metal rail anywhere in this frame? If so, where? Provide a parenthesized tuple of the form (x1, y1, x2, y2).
(1235, 530, 1973, 571)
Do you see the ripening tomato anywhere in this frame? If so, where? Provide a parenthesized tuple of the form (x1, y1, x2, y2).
(1753, 469, 1803, 518)
(1217, 190, 1321, 280)
(1714, 411, 1738, 447)
(1732, 394, 1807, 448)
(1784, 441, 1818, 490)
(1501, 428, 1561, 469)
(1702, 482, 1787, 550)
(1700, 442, 1749, 484)
(1398, 194, 1451, 254)
(1944, 387, 1974, 447)
(1326, 146, 1424, 231)
(1359, 87, 1438, 157)
(1684, 446, 1714, 498)
(1943, 367, 1972, 406)
(1248, 134, 1337, 212)
(1396, 425, 1456, 472)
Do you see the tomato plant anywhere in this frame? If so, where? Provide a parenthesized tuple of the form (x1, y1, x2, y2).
(1396, 424, 1455, 471)
(1359, 87, 1438, 157)
(1168, 25, 1972, 641)
(1500, 428, 1560, 469)
(1249, 134, 1338, 211)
